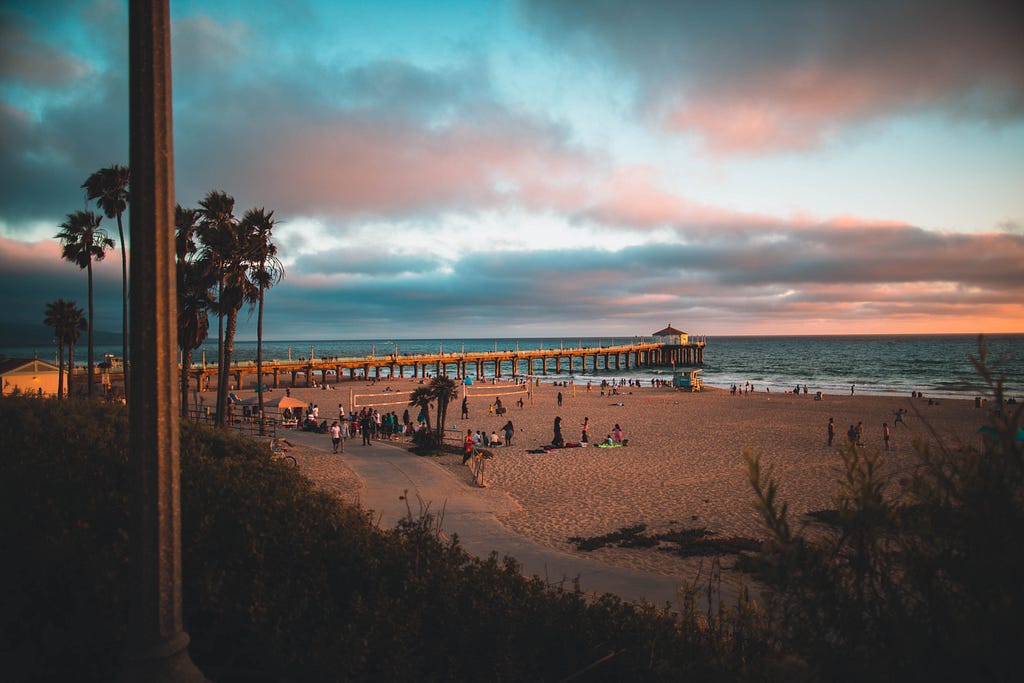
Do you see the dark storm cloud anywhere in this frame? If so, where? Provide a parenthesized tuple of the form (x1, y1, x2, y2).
(239, 222, 1024, 337)
(0, 11, 91, 87)
(0, 5, 129, 229)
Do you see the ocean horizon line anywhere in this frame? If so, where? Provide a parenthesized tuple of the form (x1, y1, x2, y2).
(247, 331, 1022, 343)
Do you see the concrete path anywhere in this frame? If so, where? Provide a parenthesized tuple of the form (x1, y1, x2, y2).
(285, 430, 685, 606)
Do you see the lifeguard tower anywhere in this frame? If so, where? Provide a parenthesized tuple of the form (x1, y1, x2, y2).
(672, 369, 704, 392)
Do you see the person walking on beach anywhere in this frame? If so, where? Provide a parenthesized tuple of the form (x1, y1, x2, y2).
(360, 412, 373, 446)
(503, 420, 514, 446)
(883, 422, 891, 451)
(461, 397, 469, 419)
(851, 384, 856, 395)
(557, 391, 563, 407)
(847, 424, 857, 445)
(613, 423, 623, 444)
(329, 421, 342, 453)
(828, 417, 835, 447)
(552, 416, 564, 448)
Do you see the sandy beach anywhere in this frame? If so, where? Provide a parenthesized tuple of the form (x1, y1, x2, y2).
(253, 378, 988, 581)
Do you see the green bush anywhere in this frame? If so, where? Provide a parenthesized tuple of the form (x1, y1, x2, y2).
(0, 395, 773, 681)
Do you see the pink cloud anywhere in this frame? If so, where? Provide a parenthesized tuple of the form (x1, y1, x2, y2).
(0, 236, 63, 270)
(230, 114, 595, 218)
(526, 0, 1024, 154)
(583, 165, 782, 230)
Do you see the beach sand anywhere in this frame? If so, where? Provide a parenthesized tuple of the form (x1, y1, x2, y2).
(244, 378, 988, 582)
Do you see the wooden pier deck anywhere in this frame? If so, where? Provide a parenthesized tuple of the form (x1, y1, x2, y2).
(183, 339, 705, 391)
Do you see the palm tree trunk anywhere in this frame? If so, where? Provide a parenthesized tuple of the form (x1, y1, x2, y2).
(117, 211, 129, 401)
(68, 342, 76, 398)
(217, 308, 240, 428)
(87, 260, 95, 399)
(57, 341, 65, 400)
(215, 275, 225, 424)
(180, 349, 193, 418)
(256, 287, 265, 436)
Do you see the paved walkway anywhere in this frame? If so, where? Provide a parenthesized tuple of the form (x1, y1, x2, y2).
(285, 430, 685, 606)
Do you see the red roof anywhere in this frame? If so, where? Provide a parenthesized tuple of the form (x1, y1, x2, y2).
(652, 324, 685, 336)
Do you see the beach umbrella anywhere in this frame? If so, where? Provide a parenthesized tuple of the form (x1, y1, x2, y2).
(241, 394, 307, 410)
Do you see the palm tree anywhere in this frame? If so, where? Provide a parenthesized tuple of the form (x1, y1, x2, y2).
(56, 209, 113, 399)
(409, 387, 433, 432)
(43, 299, 86, 399)
(175, 205, 213, 417)
(197, 191, 256, 427)
(82, 165, 130, 398)
(240, 207, 284, 434)
(429, 376, 459, 437)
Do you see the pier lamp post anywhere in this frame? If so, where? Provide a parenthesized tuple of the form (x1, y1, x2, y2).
(122, 0, 206, 679)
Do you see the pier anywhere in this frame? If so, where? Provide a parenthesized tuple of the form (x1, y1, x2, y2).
(183, 339, 706, 391)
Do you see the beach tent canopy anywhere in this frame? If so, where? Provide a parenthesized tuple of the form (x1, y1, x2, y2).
(241, 395, 307, 410)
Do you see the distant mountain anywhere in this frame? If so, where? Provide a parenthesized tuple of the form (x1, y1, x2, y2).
(0, 323, 122, 348)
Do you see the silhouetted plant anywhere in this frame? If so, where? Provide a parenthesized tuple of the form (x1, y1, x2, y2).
(745, 337, 1023, 681)
(55, 209, 113, 398)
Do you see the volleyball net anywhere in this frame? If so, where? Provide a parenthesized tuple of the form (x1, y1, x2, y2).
(350, 381, 530, 411)
(350, 390, 415, 411)
(464, 383, 530, 402)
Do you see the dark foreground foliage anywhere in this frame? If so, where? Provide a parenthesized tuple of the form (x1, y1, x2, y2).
(4, 340, 1016, 682)
(745, 340, 1024, 682)
(0, 395, 773, 682)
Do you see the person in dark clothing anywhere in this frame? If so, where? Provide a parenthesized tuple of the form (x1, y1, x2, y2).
(552, 416, 564, 448)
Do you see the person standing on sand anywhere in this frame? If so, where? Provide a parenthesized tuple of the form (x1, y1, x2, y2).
(847, 424, 857, 445)
(883, 422, 892, 450)
(461, 397, 469, 419)
(360, 412, 373, 446)
(613, 423, 623, 444)
(552, 416, 564, 448)
(329, 421, 343, 453)
(581, 416, 589, 444)
(851, 384, 856, 395)
(855, 421, 864, 446)
(828, 417, 835, 447)
(503, 420, 514, 446)
(895, 408, 907, 427)
(557, 391, 563, 407)
(463, 429, 475, 464)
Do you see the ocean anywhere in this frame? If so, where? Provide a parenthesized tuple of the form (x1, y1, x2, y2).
(10, 334, 1022, 400)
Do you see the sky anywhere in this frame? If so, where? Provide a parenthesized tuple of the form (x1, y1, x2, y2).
(2, 0, 1023, 341)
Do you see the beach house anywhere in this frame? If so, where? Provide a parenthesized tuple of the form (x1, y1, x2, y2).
(651, 324, 705, 366)
(0, 357, 61, 396)
(652, 324, 689, 345)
